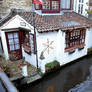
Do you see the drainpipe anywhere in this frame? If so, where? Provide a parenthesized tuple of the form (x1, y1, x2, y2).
(32, 3, 39, 69)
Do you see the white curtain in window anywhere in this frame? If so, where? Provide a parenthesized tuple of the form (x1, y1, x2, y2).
(61, 0, 70, 9)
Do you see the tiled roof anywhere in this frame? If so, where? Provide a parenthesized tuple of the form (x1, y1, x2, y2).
(0, 9, 92, 32)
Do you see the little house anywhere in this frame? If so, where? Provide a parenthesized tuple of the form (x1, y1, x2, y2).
(0, 0, 92, 73)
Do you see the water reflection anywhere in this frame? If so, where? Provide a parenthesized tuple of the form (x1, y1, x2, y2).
(19, 55, 92, 92)
(46, 85, 55, 92)
(69, 66, 92, 92)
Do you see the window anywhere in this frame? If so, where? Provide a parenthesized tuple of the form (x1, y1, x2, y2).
(22, 32, 35, 54)
(78, 0, 84, 14)
(42, 1, 50, 9)
(52, 1, 59, 9)
(42, 0, 60, 13)
(22, 32, 31, 54)
(7, 33, 20, 51)
(65, 29, 86, 52)
(61, 0, 71, 9)
(35, 4, 40, 10)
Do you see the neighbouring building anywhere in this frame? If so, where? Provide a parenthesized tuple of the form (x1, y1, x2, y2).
(0, 0, 92, 73)
(0, 0, 32, 19)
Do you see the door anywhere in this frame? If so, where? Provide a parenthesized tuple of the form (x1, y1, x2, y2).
(6, 32, 22, 61)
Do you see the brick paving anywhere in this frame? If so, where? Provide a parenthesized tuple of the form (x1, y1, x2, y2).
(0, 57, 41, 83)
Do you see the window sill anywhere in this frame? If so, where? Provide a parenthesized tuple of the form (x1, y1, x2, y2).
(23, 45, 31, 54)
(65, 44, 85, 52)
(42, 10, 60, 13)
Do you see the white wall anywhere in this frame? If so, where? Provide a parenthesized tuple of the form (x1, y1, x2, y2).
(36, 31, 57, 72)
(0, 30, 9, 60)
(86, 27, 92, 48)
(22, 48, 37, 67)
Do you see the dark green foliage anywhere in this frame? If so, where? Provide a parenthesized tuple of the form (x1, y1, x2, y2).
(45, 60, 60, 73)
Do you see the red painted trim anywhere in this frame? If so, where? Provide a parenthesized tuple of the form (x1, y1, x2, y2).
(70, 0, 73, 10)
(42, 10, 60, 13)
(5, 31, 22, 59)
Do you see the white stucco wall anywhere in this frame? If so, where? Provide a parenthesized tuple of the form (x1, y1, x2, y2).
(22, 48, 37, 67)
(36, 31, 57, 72)
(0, 30, 9, 60)
(86, 27, 92, 49)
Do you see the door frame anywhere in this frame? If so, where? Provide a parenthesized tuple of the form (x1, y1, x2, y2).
(5, 31, 22, 60)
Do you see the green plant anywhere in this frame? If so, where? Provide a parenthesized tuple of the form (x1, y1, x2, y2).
(45, 60, 60, 72)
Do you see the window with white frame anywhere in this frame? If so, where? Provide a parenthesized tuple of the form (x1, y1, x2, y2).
(78, 0, 84, 14)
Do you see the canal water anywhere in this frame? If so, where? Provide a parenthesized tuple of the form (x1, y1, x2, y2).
(18, 54, 92, 92)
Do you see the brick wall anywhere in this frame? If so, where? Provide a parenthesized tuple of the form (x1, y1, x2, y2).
(0, 0, 32, 19)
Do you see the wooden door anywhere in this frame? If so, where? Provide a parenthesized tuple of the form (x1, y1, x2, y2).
(6, 32, 22, 61)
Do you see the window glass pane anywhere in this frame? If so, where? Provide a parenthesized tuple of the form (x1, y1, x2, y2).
(61, 0, 70, 9)
(8, 33, 13, 39)
(15, 44, 20, 50)
(42, 1, 50, 9)
(52, 1, 59, 9)
(9, 39, 14, 44)
(14, 33, 18, 38)
(9, 45, 14, 51)
(14, 39, 19, 44)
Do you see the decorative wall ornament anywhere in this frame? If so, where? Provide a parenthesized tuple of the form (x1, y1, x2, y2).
(42, 39, 54, 54)
(40, 51, 45, 60)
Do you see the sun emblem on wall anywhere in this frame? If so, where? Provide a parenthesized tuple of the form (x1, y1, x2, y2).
(42, 39, 54, 54)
